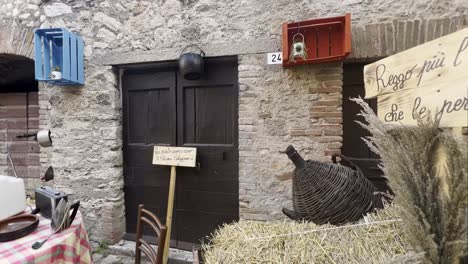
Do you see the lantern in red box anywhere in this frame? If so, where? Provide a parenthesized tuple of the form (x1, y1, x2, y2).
(282, 14, 351, 66)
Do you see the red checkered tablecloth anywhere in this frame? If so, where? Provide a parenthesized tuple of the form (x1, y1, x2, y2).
(0, 211, 92, 264)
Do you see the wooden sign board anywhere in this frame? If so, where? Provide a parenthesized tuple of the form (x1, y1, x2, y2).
(152, 146, 197, 264)
(152, 146, 197, 167)
(363, 27, 468, 127)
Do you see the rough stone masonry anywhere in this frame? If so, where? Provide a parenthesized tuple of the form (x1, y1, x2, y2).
(0, 0, 466, 246)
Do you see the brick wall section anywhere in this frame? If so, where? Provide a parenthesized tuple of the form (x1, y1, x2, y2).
(0, 24, 35, 59)
(238, 54, 343, 220)
(349, 16, 467, 59)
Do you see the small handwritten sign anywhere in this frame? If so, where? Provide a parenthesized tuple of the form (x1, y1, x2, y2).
(152, 146, 197, 167)
(363, 27, 468, 127)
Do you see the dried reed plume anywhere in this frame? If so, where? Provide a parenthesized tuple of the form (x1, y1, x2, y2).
(351, 98, 467, 264)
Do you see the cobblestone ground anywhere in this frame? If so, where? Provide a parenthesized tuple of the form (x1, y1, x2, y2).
(90, 240, 193, 264)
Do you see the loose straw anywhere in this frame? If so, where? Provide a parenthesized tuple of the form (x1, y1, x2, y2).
(245, 219, 402, 241)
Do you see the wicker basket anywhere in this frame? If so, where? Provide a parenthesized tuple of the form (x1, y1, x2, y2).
(283, 145, 383, 225)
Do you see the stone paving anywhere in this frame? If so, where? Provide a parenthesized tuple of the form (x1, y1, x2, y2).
(92, 240, 193, 264)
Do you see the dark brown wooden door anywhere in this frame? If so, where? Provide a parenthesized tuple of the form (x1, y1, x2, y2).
(342, 63, 390, 193)
(122, 58, 239, 250)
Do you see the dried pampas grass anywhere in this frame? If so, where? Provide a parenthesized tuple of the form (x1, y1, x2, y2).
(202, 206, 417, 264)
(351, 97, 467, 263)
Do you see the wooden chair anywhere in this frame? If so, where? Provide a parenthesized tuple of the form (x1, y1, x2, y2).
(135, 204, 167, 264)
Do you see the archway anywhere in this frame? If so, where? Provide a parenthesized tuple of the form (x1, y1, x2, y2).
(0, 24, 45, 190)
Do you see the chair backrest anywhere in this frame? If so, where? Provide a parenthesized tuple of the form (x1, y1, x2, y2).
(135, 204, 167, 264)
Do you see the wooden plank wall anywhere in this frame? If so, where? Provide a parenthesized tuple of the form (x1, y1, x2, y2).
(0, 92, 40, 178)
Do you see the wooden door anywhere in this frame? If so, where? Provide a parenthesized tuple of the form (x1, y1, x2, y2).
(122, 58, 239, 249)
(342, 63, 390, 193)
(123, 69, 177, 245)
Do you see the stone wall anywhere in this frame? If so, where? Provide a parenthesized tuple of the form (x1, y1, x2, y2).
(0, 0, 43, 27)
(0, 0, 466, 245)
(33, 0, 468, 55)
(43, 66, 125, 243)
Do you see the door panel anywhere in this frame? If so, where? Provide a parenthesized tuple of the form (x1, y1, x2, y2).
(182, 85, 234, 144)
(175, 210, 238, 249)
(177, 190, 239, 215)
(127, 91, 148, 143)
(127, 89, 173, 144)
(125, 71, 176, 145)
(123, 58, 239, 250)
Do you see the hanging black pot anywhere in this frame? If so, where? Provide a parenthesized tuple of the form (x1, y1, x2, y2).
(178, 45, 205, 80)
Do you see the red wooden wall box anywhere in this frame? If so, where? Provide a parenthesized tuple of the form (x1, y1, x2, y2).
(282, 13, 351, 67)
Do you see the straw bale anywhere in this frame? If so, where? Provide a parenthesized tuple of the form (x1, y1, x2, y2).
(202, 206, 420, 264)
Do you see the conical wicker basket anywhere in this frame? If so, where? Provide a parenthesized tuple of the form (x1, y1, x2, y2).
(283, 145, 383, 225)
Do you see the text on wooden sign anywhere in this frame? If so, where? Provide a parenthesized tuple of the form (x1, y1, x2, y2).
(152, 146, 197, 167)
(363, 28, 468, 127)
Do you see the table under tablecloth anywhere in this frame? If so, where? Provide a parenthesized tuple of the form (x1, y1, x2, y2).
(0, 211, 92, 264)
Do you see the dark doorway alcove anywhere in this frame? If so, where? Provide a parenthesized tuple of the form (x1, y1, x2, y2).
(0, 53, 38, 93)
(342, 63, 391, 194)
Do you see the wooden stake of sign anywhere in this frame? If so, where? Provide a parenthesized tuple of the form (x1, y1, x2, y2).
(152, 146, 197, 264)
(164, 165, 176, 264)
(363, 27, 468, 127)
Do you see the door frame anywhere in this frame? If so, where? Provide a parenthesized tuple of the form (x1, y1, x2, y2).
(118, 56, 240, 247)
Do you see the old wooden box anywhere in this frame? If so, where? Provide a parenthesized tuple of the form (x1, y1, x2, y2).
(282, 14, 351, 66)
(34, 28, 84, 85)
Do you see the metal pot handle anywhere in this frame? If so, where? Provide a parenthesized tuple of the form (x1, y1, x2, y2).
(180, 44, 205, 57)
(292, 32, 305, 43)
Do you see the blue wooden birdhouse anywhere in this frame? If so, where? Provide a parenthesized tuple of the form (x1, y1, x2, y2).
(34, 28, 84, 85)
